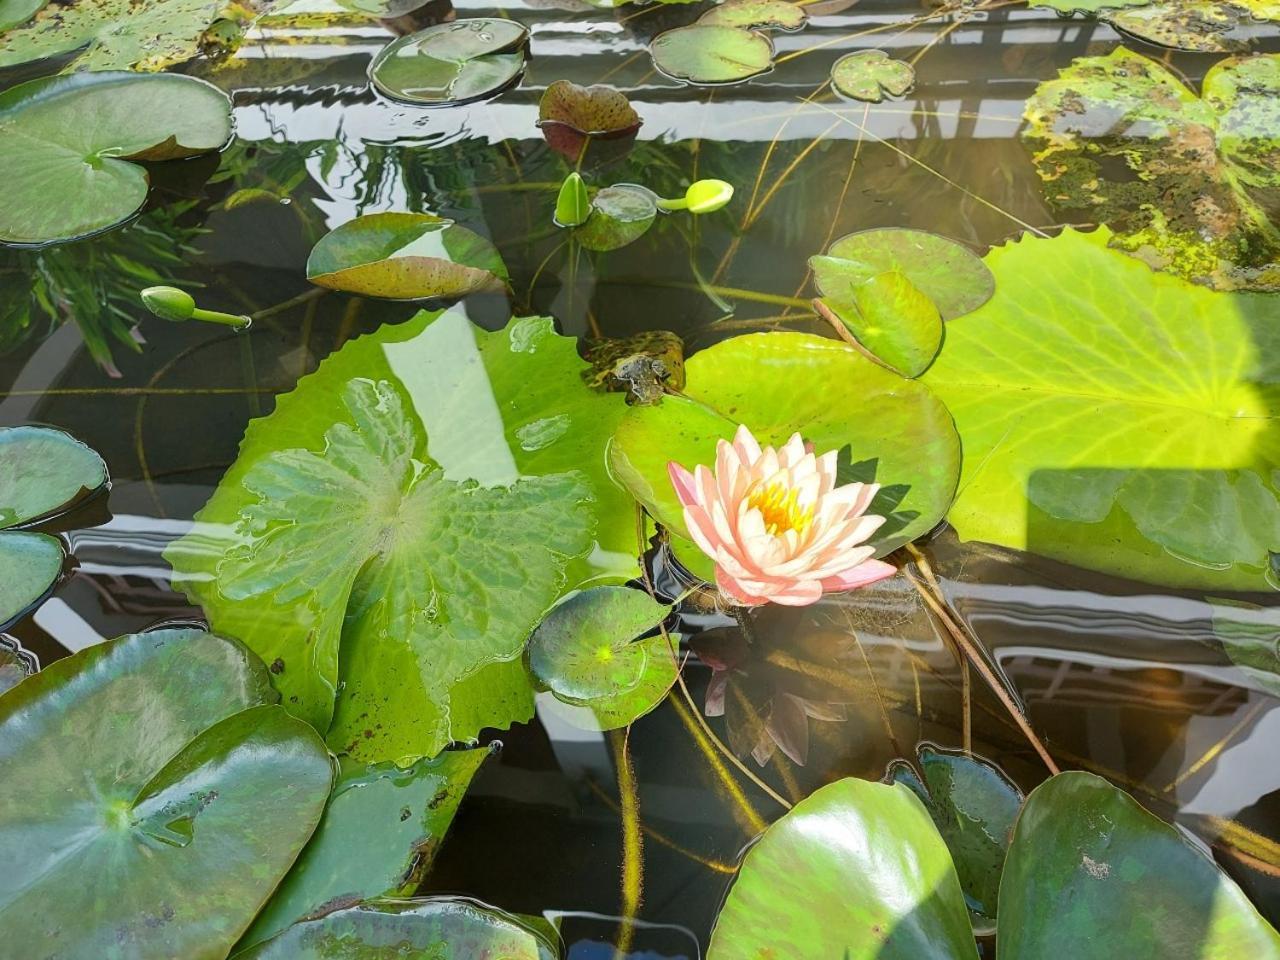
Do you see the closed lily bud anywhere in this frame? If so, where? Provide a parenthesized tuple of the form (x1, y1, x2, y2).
(140, 286, 196, 322)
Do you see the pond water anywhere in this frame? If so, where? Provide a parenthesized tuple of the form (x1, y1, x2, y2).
(3, 0, 1280, 954)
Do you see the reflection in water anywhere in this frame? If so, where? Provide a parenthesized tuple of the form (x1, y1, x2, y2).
(2, 0, 1279, 948)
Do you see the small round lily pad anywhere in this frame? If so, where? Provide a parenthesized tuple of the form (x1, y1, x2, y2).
(831, 49, 915, 102)
(369, 19, 528, 107)
(650, 24, 774, 85)
(0, 425, 108, 527)
(575, 184, 659, 252)
(699, 0, 807, 30)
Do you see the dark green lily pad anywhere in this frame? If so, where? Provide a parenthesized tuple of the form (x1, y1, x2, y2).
(820, 269, 943, 378)
(698, 0, 807, 30)
(610, 332, 962, 556)
(708, 777, 979, 959)
(999, 772, 1280, 957)
(306, 212, 507, 300)
(0, 531, 62, 629)
(0, 425, 108, 526)
(235, 898, 559, 959)
(1024, 48, 1280, 291)
(0, 628, 334, 959)
(576, 183, 659, 252)
(528, 586, 672, 701)
(166, 310, 638, 763)
(1208, 598, 1280, 698)
(922, 226, 1280, 591)
(810, 228, 994, 321)
(0, 72, 232, 246)
(239, 745, 495, 950)
(0, 0, 249, 71)
(649, 24, 774, 85)
(889, 746, 1024, 933)
(831, 49, 915, 102)
(1107, 3, 1280, 53)
(369, 19, 528, 107)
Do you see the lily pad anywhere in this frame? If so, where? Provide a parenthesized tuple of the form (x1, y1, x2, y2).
(1208, 598, 1280, 698)
(538, 79, 642, 162)
(166, 309, 638, 763)
(889, 746, 1024, 933)
(1107, 3, 1280, 53)
(0, 72, 232, 246)
(369, 19, 528, 107)
(810, 228, 994, 321)
(1033, 0, 1148, 10)
(920, 226, 1280, 591)
(650, 24, 774, 85)
(0, 0, 247, 71)
(0, 531, 63, 629)
(819, 269, 943, 378)
(0, 636, 35, 694)
(609, 332, 962, 557)
(708, 777, 980, 959)
(528, 586, 672, 702)
(239, 746, 494, 949)
(236, 898, 558, 960)
(1024, 48, 1280, 291)
(698, 0, 807, 30)
(0, 628, 334, 960)
(576, 183, 659, 252)
(0, 425, 108, 526)
(831, 49, 915, 102)
(999, 772, 1280, 957)
(306, 212, 507, 300)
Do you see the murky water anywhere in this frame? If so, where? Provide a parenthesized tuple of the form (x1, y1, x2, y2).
(3, 0, 1280, 951)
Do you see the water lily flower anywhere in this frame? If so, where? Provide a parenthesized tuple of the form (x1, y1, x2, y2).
(667, 426, 896, 606)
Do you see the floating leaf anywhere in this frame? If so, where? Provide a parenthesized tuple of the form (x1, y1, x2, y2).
(0, 628, 334, 960)
(810, 228, 994, 321)
(0, 0, 249, 70)
(610, 332, 961, 557)
(1024, 49, 1280, 291)
(1032, 0, 1148, 10)
(528, 586, 673, 714)
(921, 227, 1280, 591)
(819, 269, 943, 378)
(166, 310, 638, 763)
(0, 531, 62, 629)
(0, 0, 43, 31)
(831, 49, 915, 102)
(1107, 3, 1280, 53)
(306, 212, 507, 300)
(239, 746, 494, 950)
(1208, 598, 1280, 698)
(236, 898, 558, 960)
(369, 19, 528, 106)
(576, 183, 659, 252)
(698, 0, 807, 30)
(538, 80, 642, 162)
(0, 425, 107, 526)
(999, 772, 1280, 957)
(0, 636, 34, 695)
(0, 72, 232, 245)
(889, 746, 1024, 933)
(650, 24, 774, 85)
(708, 777, 979, 959)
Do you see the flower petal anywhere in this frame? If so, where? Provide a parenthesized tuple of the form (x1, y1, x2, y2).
(820, 558, 897, 592)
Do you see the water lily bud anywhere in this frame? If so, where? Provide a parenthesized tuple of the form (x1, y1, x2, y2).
(555, 172, 591, 227)
(140, 286, 196, 322)
(684, 179, 734, 214)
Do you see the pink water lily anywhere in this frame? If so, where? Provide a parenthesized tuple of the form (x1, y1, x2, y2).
(667, 425, 896, 606)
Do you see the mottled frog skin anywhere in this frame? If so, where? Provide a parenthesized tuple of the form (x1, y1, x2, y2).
(581, 330, 685, 405)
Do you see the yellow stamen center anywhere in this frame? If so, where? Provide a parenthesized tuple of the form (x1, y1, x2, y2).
(747, 482, 814, 536)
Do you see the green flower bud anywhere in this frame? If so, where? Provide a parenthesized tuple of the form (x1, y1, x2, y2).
(140, 286, 196, 322)
(657, 179, 734, 214)
(554, 172, 591, 228)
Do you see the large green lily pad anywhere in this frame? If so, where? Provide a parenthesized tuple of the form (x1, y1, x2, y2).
(166, 309, 638, 763)
(1108, 3, 1280, 53)
(831, 49, 915, 102)
(306, 212, 507, 300)
(1024, 49, 1280, 291)
(369, 19, 528, 107)
(649, 24, 774, 85)
(810, 228, 995, 321)
(610, 332, 962, 556)
(236, 898, 558, 959)
(0, 628, 334, 960)
(921, 226, 1280, 591)
(707, 777, 979, 959)
(999, 772, 1280, 958)
(0, 425, 107, 526)
(0, 72, 232, 245)
(889, 746, 1024, 933)
(0, 0, 247, 70)
(0, 531, 63, 628)
(239, 746, 494, 949)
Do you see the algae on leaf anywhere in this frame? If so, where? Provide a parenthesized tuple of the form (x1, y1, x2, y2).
(167, 309, 638, 763)
(921, 227, 1280, 591)
(1024, 48, 1280, 291)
